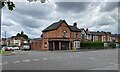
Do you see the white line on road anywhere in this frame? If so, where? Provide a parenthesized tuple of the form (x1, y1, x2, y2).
(23, 60, 31, 62)
(13, 61, 20, 63)
(88, 58, 98, 61)
(110, 63, 118, 66)
(88, 51, 99, 53)
(2, 62, 8, 65)
(58, 57, 62, 59)
(33, 59, 40, 61)
(43, 58, 48, 60)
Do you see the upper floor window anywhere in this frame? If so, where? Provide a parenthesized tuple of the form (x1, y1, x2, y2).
(70, 32, 72, 38)
(95, 36, 98, 41)
(44, 32, 47, 38)
(103, 36, 106, 42)
(44, 42, 47, 48)
(76, 32, 78, 38)
(63, 31, 67, 37)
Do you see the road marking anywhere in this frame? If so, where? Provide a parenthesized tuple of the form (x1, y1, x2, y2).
(23, 60, 31, 62)
(43, 58, 48, 60)
(2, 62, 8, 65)
(88, 58, 98, 61)
(111, 63, 118, 66)
(13, 61, 20, 63)
(33, 59, 39, 61)
(88, 51, 99, 53)
(58, 57, 62, 59)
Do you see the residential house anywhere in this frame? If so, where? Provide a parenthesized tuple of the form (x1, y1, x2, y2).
(110, 34, 119, 43)
(104, 32, 111, 43)
(85, 29, 106, 42)
(41, 20, 83, 51)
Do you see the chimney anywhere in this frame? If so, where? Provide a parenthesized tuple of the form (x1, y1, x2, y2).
(73, 22, 77, 27)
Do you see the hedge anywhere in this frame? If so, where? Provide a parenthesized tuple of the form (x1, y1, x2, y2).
(81, 42, 104, 49)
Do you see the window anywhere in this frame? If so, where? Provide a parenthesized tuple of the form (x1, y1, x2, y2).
(95, 36, 98, 41)
(103, 36, 106, 42)
(76, 32, 78, 38)
(63, 31, 67, 37)
(44, 42, 47, 48)
(44, 32, 47, 38)
(70, 32, 72, 38)
(74, 41, 80, 48)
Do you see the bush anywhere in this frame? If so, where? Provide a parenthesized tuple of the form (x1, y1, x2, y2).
(108, 43, 116, 48)
(81, 41, 104, 49)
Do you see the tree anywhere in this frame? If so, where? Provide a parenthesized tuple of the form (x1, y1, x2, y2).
(0, 0, 47, 11)
(19, 31, 28, 39)
(17, 33, 21, 36)
(0, 0, 15, 11)
(21, 31, 24, 36)
(23, 35, 28, 39)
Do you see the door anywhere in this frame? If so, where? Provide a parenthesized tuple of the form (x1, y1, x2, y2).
(61, 42, 69, 50)
(74, 41, 80, 48)
(55, 42, 59, 50)
(49, 42, 53, 51)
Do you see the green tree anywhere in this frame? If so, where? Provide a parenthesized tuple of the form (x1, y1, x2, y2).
(17, 33, 21, 36)
(0, 0, 47, 11)
(23, 34, 28, 39)
(0, 0, 15, 11)
(21, 31, 24, 36)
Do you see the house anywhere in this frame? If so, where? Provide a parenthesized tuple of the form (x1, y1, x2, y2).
(110, 34, 119, 43)
(104, 32, 111, 43)
(0, 36, 26, 48)
(85, 29, 106, 42)
(10, 36, 25, 47)
(41, 20, 83, 51)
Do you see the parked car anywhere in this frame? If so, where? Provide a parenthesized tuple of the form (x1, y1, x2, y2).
(21, 44, 30, 51)
(4, 46, 14, 51)
(12, 47, 20, 50)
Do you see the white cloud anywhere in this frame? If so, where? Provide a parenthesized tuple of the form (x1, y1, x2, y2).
(1, 1, 118, 38)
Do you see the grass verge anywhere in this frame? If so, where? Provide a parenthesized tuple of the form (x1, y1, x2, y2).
(0, 50, 11, 55)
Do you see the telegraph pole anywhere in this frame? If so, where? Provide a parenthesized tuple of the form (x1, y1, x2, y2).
(4, 31, 6, 46)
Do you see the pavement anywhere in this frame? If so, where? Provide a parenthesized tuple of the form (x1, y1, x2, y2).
(1, 49, 119, 70)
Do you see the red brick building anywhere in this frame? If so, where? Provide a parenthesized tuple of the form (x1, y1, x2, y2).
(30, 38, 42, 50)
(41, 20, 83, 51)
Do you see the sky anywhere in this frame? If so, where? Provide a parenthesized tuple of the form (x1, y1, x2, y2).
(1, 0, 119, 38)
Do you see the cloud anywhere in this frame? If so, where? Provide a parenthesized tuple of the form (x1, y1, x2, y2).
(55, 2, 90, 13)
(14, 2, 55, 19)
(1, 1, 118, 38)
(100, 2, 118, 12)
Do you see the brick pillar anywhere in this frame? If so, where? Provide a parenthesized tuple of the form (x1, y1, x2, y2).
(53, 42, 55, 51)
(69, 42, 71, 50)
(59, 42, 61, 50)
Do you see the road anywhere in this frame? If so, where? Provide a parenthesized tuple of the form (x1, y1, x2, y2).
(1, 49, 118, 70)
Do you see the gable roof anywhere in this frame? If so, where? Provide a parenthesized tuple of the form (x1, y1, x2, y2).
(42, 20, 63, 32)
(42, 20, 82, 32)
